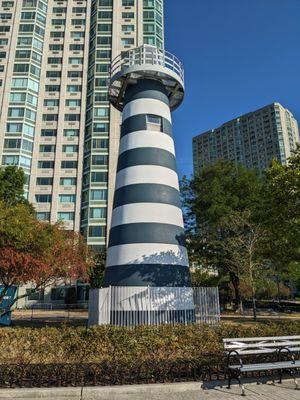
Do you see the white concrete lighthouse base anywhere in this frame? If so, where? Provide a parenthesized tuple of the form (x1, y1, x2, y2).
(88, 286, 196, 326)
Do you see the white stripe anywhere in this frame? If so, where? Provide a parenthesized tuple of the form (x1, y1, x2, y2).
(115, 165, 179, 190)
(111, 203, 184, 228)
(122, 98, 171, 122)
(106, 243, 189, 267)
(119, 131, 175, 155)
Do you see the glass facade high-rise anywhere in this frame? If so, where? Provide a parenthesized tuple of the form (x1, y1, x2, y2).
(193, 103, 299, 174)
(0, 0, 164, 252)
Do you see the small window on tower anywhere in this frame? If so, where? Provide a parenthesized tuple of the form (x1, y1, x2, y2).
(146, 114, 162, 131)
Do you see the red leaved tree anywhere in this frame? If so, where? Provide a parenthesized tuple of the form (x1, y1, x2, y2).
(0, 202, 95, 316)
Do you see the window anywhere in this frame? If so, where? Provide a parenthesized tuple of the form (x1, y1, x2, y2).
(122, 25, 134, 32)
(42, 114, 58, 121)
(36, 212, 50, 221)
(91, 155, 108, 165)
(59, 194, 76, 203)
(62, 145, 78, 153)
(36, 177, 53, 185)
(39, 145, 55, 152)
(48, 57, 62, 64)
(49, 44, 63, 51)
(35, 194, 52, 203)
(38, 161, 54, 169)
(90, 207, 107, 219)
(68, 57, 83, 65)
(64, 114, 80, 121)
(4, 139, 21, 149)
(8, 107, 24, 118)
(90, 189, 107, 200)
(66, 99, 81, 107)
(91, 172, 108, 183)
(44, 99, 59, 106)
(26, 288, 45, 301)
(45, 85, 60, 92)
(122, 12, 134, 18)
(93, 123, 109, 132)
(6, 123, 22, 133)
(57, 212, 74, 221)
(121, 38, 134, 46)
(51, 287, 66, 301)
(98, 11, 112, 19)
(99, 0, 113, 5)
(60, 177, 76, 186)
(71, 19, 85, 26)
(92, 139, 109, 149)
(71, 31, 85, 38)
(67, 71, 82, 78)
(50, 31, 65, 38)
(95, 64, 110, 73)
(67, 85, 81, 92)
(41, 129, 57, 137)
(22, 139, 33, 151)
(69, 44, 84, 51)
(88, 226, 106, 238)
(63, 129, 79, 137)
(61, 160, 77, 169)
(122, 0, 134, 5)
(46, 71, 61, 78)
(94, 107, 109, 117)
(9, 93, 26, 103)
(97, 37, 111, 46)
(20, 156, 31, 168)
(146, 114, 162, 131)
(97, 24, 112, 32)
(2, 155, 19, 166)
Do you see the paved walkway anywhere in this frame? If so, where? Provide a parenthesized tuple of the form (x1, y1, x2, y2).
(0, 380, 299, 400)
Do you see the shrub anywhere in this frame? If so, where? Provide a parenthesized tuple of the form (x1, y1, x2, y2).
(0, 321, 300, 365)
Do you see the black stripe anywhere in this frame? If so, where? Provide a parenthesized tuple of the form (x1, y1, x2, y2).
(121, 115, 172, 137)
(113, 183, 181, 209)
(104, 264, 191, 287)
(124, 79, 169, 107)
(108, 223, 186, 247)
(117, 147, 177, 172)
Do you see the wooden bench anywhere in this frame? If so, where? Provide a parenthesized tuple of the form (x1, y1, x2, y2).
(223, 335, 300, 396)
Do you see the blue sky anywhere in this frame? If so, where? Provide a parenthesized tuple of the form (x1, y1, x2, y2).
(165, 0, 300, 177)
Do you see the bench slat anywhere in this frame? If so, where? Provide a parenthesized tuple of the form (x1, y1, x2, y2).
(223, 335, 300, 343)
(225, 340, 300, 350)
(229, 360, 300, 372)
(226, 347, 300, 356)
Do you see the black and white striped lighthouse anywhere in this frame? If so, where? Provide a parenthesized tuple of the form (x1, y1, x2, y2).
(101, 45, 194, 324)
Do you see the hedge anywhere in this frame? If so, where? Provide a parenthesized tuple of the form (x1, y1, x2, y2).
(1, 321, 300, 364)
(0, 322, 299, 387)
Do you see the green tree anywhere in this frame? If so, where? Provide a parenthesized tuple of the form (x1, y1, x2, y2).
(221, 211, 267, 320)
(261, 145, 300, 298)
(182, 159, 264, 311)
(0, 166, 32, 210)
(88, 250, 106, 288)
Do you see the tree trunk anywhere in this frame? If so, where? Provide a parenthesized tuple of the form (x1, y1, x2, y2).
(229, 272, 243, 313)
(276, 275, 281, 301)
(251, 285, 257, 322)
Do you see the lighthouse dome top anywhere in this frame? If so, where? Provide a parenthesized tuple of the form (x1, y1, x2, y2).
(109, 45, 185, 111)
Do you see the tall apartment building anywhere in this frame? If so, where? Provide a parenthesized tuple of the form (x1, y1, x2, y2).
(0, 0, 164, 253)
(193, 103, 299, 174)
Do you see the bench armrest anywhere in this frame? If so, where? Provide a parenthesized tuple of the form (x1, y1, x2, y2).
(225, 350, 243, 369)
(277, 346, 295, 363)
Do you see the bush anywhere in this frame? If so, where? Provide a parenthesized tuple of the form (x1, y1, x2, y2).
(1, 321, 300, 365)
(0, 322, 299, 387)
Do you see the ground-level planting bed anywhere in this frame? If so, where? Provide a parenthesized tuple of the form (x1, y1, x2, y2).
(0, 322, 299, 387)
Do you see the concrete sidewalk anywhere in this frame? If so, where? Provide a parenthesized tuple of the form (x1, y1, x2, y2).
(0, 380, 299, 400)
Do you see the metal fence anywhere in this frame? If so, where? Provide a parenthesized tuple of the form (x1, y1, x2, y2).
(88, 286, 220, 327)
